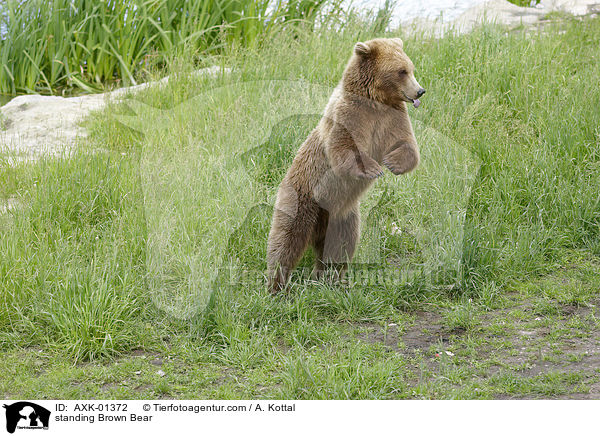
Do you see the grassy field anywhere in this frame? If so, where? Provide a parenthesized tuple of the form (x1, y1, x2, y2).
(1, 15, 600, 399)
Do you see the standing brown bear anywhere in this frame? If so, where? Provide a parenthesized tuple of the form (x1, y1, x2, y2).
(267, 38, 426, 294)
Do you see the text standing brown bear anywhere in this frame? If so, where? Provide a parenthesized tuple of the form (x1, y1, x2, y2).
(267, 38, 425, 294)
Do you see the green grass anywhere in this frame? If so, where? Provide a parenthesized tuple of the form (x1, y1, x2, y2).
(507, 0, 539, 6)
(1, 15, 600, 399)
(0, 0, 329, 94)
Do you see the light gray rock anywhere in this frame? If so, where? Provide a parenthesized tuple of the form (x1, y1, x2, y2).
(0, 66, 227, 163)
(402, 0, 600, 37)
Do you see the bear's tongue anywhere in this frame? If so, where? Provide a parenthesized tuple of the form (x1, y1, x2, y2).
(413, 99, 421, 108)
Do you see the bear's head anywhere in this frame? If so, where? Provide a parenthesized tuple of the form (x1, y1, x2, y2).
(343, 38, 425, 109)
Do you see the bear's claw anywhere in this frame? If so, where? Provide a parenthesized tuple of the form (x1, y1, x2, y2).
(382, 145, 419, 175)
(359, 167, 384, 179)
(352, 152, 384, 179)
(383, 158, 407, 175)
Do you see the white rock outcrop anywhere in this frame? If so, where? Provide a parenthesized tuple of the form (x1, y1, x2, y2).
(0, 66, 225, 163)
(401, 0, 600, 37)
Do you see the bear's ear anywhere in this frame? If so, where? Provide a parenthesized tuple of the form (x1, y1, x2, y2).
(393, 38, 404, 49)
(354, 42, 371, 57)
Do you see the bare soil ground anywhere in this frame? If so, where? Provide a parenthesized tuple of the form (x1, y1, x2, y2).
(354, 296, 600, 399)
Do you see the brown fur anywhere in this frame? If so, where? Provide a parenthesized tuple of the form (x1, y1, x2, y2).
(267, 38, 425, 294)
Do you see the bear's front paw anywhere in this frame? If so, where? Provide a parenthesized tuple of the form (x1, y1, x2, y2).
(349, 152, 384, 179)
(383, 145, 419, 175)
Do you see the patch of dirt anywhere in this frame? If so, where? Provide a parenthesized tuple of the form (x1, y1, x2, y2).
(134, 383, 152, 392)
(355, 324, 401, 351)
(130, 349, 147, 357)
(561, 382, 600, 399)
(276, 339, 292, 354)
(355, 311, 460, 357)
(354, 295, 600, 398)
(100, 382, 121, 391)
(479, 300, 600, 398)
(210, 368, 239, 387)
(400, 311, 459, 357)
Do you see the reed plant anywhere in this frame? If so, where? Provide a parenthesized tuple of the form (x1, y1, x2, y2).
(0, 0, 327, 95)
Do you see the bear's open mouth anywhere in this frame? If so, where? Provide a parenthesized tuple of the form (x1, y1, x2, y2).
(402, 92, 421, 108)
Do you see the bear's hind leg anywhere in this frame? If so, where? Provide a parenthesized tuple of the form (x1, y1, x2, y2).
(310, 207, 329, 280)
(267, 206, 316, 294)
(311, 238, 325, 280)
(322, 206, 360, 283)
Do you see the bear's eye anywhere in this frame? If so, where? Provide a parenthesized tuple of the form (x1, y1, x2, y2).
(399, 69, 407, 76)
